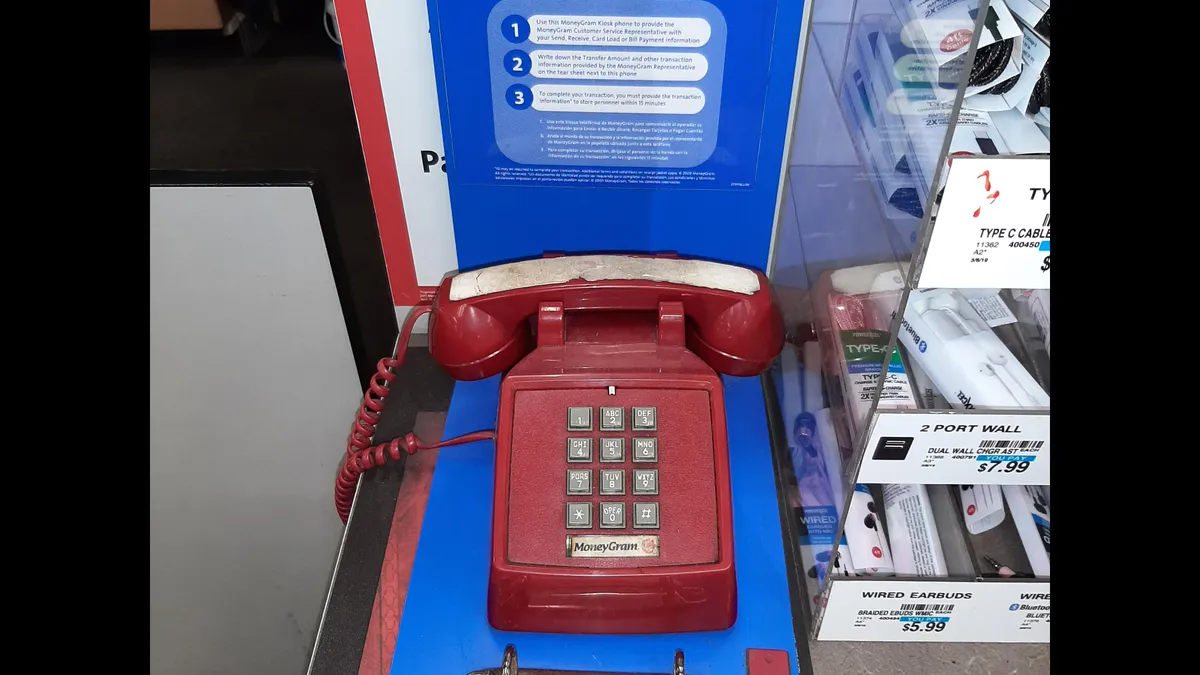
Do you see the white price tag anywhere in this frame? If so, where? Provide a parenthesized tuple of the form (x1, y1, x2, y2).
(819, 580, 1049, 642)
(859, 411, 1049, 485)
(919, 157, 1050, 290)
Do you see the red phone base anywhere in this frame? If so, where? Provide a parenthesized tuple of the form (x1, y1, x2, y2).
(487, 305, 738, 634)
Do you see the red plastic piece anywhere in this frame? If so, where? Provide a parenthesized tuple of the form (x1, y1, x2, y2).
(488, 304, 739, 635)
(746, 649, 792, 675)
(428, 262, 783, 380)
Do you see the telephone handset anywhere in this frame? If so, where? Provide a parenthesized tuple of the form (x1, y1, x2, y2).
(336, 254, 784, 635)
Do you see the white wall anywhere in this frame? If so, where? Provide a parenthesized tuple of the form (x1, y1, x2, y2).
(150, 185, 360, 675)
(362, 0, 459, 287)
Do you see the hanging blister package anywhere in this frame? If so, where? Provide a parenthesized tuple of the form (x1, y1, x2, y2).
(886, 0, 1023, 94)
(1007, 24, 1050, 122)
(1004, 0, 1051, 39)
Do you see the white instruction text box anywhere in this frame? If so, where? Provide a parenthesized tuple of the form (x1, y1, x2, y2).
(530, 50, 708, 81)
(532, 85, 705, 114)
(528, 15, 711, 47)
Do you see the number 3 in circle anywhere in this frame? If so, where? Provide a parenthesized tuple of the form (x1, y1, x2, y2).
(506, 84, 532, 110)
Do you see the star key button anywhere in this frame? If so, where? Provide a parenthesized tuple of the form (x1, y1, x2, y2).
(566, 502, 592, 529)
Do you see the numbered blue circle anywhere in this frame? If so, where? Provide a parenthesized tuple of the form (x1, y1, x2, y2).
(506, 84, 532, 110)
(504, 49, 530, 77)
(502, 15, 530, 43)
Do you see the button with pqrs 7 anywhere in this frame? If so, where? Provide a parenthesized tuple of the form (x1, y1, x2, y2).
(566, 469, 592, 495)
(632, 438, 657, 462)
(567, 438, 592, 462)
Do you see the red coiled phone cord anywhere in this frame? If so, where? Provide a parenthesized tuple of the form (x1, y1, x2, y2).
(334, 305, 496, 522)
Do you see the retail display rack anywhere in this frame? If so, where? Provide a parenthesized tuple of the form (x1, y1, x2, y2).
(766, 0, 1050, 643)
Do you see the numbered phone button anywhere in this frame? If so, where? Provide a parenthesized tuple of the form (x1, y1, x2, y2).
(600, 438, 624, 462)
(566, 470, 592, 496)
(599, 470, 625, 496)
(599, 502, 625, 529)
(566, 502, 592, 529)
(632, 469, 658, 495)
(632, 407, 657, 431)
(600, 407, 623, 431)
(633, 502, 659, 529)
(632, 438, 658, 462)
(567, 438, 593, 462)
(567, 407, 592, 431)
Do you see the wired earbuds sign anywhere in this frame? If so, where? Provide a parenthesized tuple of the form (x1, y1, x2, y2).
(918, 157, 1050, 290)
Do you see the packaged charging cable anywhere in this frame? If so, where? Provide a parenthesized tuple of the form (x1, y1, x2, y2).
(886, 0, 1023, 90)
(813, 264, 918, 447)
(900, 288, 1050, 409)
(1004, 0, 1051, 39)
(883, 484, 948, 576)
(1001, 484, 1051, 577)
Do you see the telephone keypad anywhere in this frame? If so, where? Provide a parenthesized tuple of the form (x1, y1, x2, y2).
(632, 469, 658, 495)
(562, 402, 661, 532)
(599, 438, 624, 462)
(567, 407, 592, 431)
(600, 407, 624, 431)
(633, 502, 660, 529)
(599, 469, 625, 495)
(566, 502, 592, 528)
(566, 438, 593, 462)
(599, 502, 626, 529)
(566, 470, 592, 495)
(632, 438, 658, 462)
(632, 407, 657, 431)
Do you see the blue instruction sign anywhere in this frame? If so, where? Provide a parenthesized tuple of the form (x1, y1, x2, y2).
(473, 0, 752, 190)
(426, 0, 803, 273)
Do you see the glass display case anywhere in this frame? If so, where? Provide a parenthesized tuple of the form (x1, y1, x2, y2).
(767, 0, 1050, 642)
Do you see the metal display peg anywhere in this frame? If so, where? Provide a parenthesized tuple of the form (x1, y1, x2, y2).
(466, 645, 685, 675)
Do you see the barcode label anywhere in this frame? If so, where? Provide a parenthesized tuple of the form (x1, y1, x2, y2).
(900, 603, 955, 613)
(979, 440, 1044, 450)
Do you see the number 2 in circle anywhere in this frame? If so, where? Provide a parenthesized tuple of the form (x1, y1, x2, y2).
(504, 50, 530, 77)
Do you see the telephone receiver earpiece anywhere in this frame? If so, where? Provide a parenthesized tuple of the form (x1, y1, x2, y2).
(428, 255, 784, 380)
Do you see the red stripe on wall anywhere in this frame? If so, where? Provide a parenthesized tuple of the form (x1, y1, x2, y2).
(334, 0, 421, 306)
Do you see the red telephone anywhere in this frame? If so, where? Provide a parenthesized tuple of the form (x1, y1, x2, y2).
(335, 254, 783, 635)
